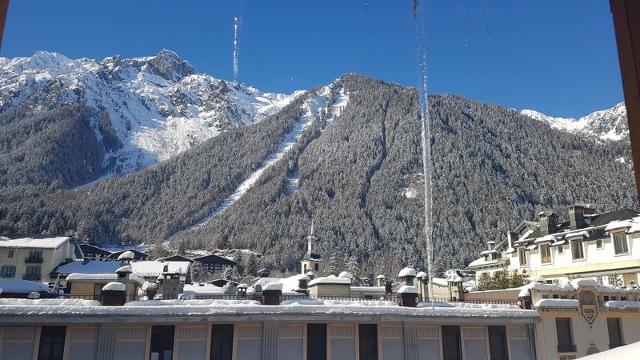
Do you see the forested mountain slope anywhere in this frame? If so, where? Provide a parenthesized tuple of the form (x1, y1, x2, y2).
(0, 69, 634, 274)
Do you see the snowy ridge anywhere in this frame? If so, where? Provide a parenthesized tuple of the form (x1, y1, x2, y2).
(0, 50, 300, 176)
(167, 83, 349, 242)
(521, 103, 627, 142)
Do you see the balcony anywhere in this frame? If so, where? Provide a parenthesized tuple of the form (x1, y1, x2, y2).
(23, 273, 42, 281)
(24, 256, 43, 264)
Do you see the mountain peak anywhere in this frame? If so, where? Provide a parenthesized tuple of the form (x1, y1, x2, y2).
(521, 103, 628, 142)
(147, 49, 196, 81)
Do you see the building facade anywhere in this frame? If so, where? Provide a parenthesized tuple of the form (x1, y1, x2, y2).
(469, 206, 640, 286)
(0, 237, 77, 282)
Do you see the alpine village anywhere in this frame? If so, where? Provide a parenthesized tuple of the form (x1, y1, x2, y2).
(2, 1, 640, 360)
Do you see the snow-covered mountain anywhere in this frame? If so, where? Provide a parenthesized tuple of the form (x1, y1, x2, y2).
(521, 103, 627, 142)
(0, 50, 301, 174)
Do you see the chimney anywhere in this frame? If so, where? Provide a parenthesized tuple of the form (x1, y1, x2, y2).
(397, 285, 419, 307)
(159, 265, 183, 300)
(376, 275, 386, 287)
(262, 282, 282, 305)
(538, 211, 558, 235)
(569, 205, 595, 229)
(298, 276, 309, 290)
(101, 282, 127, 306)
(487, 240, 495, 251)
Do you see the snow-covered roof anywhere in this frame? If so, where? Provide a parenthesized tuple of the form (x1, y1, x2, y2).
(0, 280, 52, 294)
(533, 235, 556, 244)
(480, 249, 498, 255)
(603, 301, 640, 310)
(117, 251, 135, 260)
(581, 341, 640, 360)
(534, 299, 580, 310)
(397, 285, 419, 294)
(263, 282, 283, 291)
(252, 275, 307, 295)
(308, 275, 351, 287)
(66, 273, 144, 286)
(0, 236, 69, 249)
(0, 298, 538, 323)
(338, 271, 353, 280)
(431, 277, 449, 287)
(416, 271, 427, 278)
(570, 278, 597, 288)
(376, 275, 385, 279)
(398, 268, 416, 277)
(102, 282, 126, 291)
(182, 283, 225, 295)
(53, 260, 121, 275)
(130, 261, 190, 277)
(116, 265, 132, 274)
(605, 219, 632, 232)
(526, 244, 537, 250)
(564, 230, 590, 239)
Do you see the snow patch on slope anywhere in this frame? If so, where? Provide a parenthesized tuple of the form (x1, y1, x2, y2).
(521, 103, 627, 142)
(167, 84, 349, 241)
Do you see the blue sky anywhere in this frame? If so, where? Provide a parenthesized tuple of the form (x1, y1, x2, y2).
(2, 0, 622, 118)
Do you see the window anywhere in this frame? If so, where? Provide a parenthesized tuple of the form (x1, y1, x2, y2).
(571, 240, 584, 260)
(38, 326, 66, 360)
(518, 248, 527, 265)
(613, 233, 629, 255)
(0, 265, 15, 278)
(607, 318, 624, 348)
(211, 324, 234, 360)
(555, 318, 575, 353)
(307, 324, 327, 360)
(27, 250, 43, 262)
(7, 250, 13, 258)
(358, 324, 378, 360)
(488, 326, 508, 360)
(314, 263, 319, 271)
(150, 326, 174, 360)
(557, 245, 564, 254)
(596, 239, 603, 249)
(540, 244, 551, 264)
(442, 325, 462, 360)
(24, 265, 41, 280)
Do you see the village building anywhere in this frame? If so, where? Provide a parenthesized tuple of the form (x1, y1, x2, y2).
(78, 243, 113, 260)
(300, 221, 326, 274)
(0, 236, 79, 282)
(469, 206, 640, 286)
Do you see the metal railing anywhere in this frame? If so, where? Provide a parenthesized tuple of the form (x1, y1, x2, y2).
(22, 273, 41, 281)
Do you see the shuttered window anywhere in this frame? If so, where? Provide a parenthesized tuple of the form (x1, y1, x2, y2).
(607, 318, 624, 349)
(211, 324, 234, 360)
(307, 324, 327, 360)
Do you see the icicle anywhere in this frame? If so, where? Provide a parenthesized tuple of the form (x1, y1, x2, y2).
(411, 0, 435, 306)
(233, 16, 240, 81)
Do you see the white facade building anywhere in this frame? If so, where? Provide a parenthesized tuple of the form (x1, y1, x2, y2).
(469, 206, 640, 286)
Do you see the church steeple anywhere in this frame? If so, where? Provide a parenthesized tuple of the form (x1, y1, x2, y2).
(301, 219, 325, 274)
(307, 219, 318, 254)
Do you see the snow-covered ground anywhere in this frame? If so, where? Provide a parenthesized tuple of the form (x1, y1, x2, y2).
(167, 84, 349, 242)
(521, 103, 627, 142)
(0, 50, 300, 176)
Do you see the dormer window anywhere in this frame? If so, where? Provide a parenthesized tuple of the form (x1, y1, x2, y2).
(540, 244, 551, 264)
(518, 248, 527, 266)
(612, 232, 629, 255)
(570, 240, 584, 260)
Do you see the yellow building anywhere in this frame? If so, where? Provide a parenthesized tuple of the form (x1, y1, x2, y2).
(0, 237, 77, 282)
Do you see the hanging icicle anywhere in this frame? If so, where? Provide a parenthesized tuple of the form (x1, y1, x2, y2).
(411, 0, 435, 305)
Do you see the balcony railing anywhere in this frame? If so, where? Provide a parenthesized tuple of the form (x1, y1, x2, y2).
(24, 256, 43, 264)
